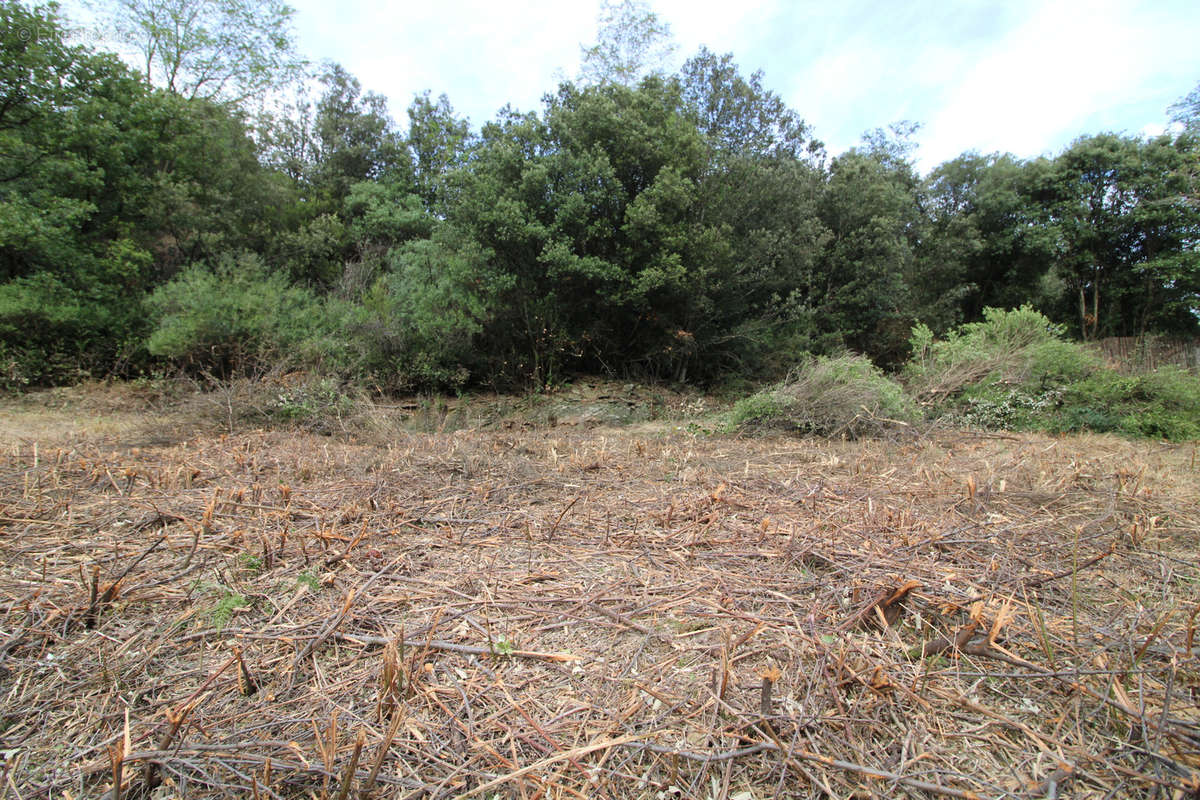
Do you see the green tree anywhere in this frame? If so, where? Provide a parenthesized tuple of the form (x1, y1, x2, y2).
(258, 64, 411, 285)
(1, 1, 154, 382)
(257, 87, 315, 184)
(344, 181, 433, 247)
(579, 0, 676, 88)
(440, 79, 724, 384)
(92, 0, 305, 102)
(406, 91, 473, 213)
(133, 91, 283, 279)
(678, 47, 816, 161)
(1, 2, 288, 384)
(693, 155, 830, 374)
(311, 64, 407, 207)
(346, 227, 492, 390)
(919, 152, 1059, 329)
(2, 1, 136, 279)
(146, 251, 330, 375)
(1169, 80, 1200, 132)
(815, 144, 920, 362)
(261, 65, 408, 211)
(1038, 133, 1200, 339)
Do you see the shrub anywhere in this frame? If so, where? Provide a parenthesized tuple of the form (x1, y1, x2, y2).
(210, 590, 247, 631)
(0, 270, 146, 388)
(146, 253, 333, 375)
(1054, 367, 1200, 441)
(727, 354, 916, 437)
(268, 376, 354, 426)
(914, 308, 1200, 441)
(275, 213, 351, 288)
(334, 236, 492, 392)
(955, 386, 1065, 431)
(906, 306, 1101, 402)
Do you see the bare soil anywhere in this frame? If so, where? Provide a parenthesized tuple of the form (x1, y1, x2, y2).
(1, 385, 1198, 798)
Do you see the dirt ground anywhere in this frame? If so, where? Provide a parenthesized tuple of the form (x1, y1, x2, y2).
(1, 384, 1198, 798)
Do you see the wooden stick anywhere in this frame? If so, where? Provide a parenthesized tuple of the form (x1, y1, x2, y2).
(108, 743, 124, 800)
(334, 730, 365, 800)
(359, 710, 403, 799)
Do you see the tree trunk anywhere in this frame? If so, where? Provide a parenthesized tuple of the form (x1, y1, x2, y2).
(1078, 286, 1088, 339)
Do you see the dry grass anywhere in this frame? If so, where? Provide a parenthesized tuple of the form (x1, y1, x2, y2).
(1, 390, 1198, 798)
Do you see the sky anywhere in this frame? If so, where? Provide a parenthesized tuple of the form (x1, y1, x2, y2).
(68, 0, 1200, 171)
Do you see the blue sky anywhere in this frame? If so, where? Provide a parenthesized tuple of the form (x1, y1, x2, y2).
(283, 0, 1199, 170)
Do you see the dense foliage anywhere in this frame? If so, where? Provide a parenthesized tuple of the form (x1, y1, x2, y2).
(728, 309, 1200, 442)
(2, 0, 1198, 412)
(907, 308, 1200, 442)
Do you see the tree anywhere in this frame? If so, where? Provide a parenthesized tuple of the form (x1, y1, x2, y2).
(579, 0, 676, 88)
(406, 91, 473, 214)
(814, 146, 920, 362)
(92, 0, 305, 102)
(3, 1, 109, 280)
(261, 65, 407, 212)
(256, 87, 315, 184)
(257, 65, 412, 286)
(678, 48, 816, 161)
(1169, 80, 1200, 132)
(310, 64, 406, 204)
(1038, 133, 1200, 339)
(437, 79, 727, 384)
(692, 154, 829, 372)
(1, 1, 290, 385)
(918, 152, 1059, 329)
(1, 1, 151, 382)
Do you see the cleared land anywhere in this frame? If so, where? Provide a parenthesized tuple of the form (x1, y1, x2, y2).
(1, 387, 1198, 799)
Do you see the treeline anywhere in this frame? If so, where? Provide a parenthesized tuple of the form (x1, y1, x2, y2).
(2, 1, 1198, 391)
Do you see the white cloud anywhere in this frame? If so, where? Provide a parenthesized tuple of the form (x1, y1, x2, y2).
(292, 0, 597, 122)
(294, 0, 788, 125)
(916, 0, 1200, 167)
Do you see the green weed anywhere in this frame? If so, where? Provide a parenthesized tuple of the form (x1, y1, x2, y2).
(211, 591, 247, 631)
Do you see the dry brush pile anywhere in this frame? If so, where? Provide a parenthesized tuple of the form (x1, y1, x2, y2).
(1, 420, 1198, 798)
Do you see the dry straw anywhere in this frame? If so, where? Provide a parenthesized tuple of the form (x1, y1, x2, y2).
(0, 422, 1197, 798)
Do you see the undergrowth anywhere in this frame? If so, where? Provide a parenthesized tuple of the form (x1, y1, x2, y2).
(726, 354, 916, 438)
(910, 308, 1200, 441)
(729, 307, 1200, 442)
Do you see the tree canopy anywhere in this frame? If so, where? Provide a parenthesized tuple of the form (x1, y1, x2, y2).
(580, 0, 676, 88)
(93, 0, 305, 102)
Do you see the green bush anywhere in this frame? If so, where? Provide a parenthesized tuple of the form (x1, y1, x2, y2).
(906, 306, 1101, 401)
(145, 243, 495, 391)
(912, 308, 1200, 441)
(146, 253, 333, 375)
(275, 213, 351, 288)
(727, 354, 915, 437)
(210, 590, 247, 632)
(268, 376, 354, 424)
(955, 386, 1065, 431)
(1054, 367, 1200, 441)
(0, 270, 147, 388)
(333, 236, 492, 391)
